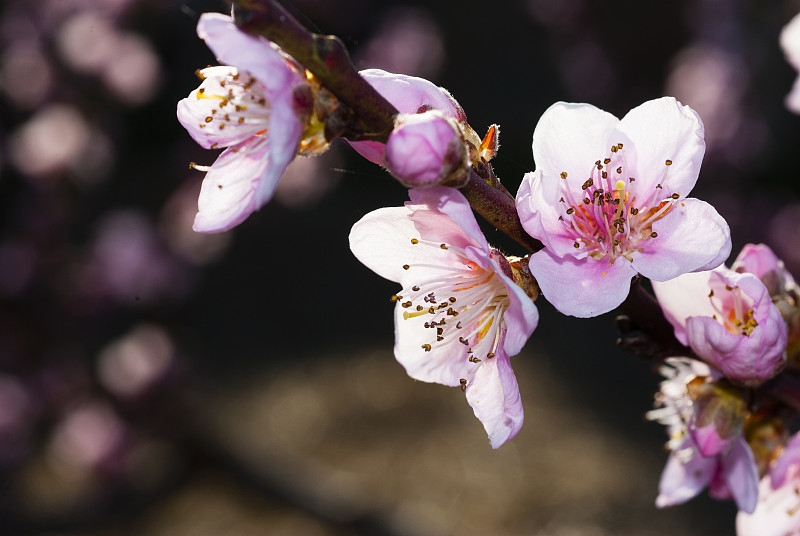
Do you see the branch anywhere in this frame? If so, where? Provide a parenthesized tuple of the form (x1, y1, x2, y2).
(233, 0, 397, 138)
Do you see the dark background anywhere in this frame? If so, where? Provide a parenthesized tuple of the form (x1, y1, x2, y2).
(2, 0, 800, 534)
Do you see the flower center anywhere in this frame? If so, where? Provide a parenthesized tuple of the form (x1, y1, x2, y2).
(557, 143, 678, 263)
(393, 239, 509, 388)
(708, 282, 759, 336)
(195, 66, 271, 144)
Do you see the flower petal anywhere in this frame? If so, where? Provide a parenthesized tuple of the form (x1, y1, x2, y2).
(408, 187, 488, 250)
(532, 102, 619, 189)
(613, 97, 705, 196)
(651, 270, 717, 345)
(348, 69, 465, 165)
(498, 272, 539, 356)
(737, 471, 800, 536)
(193, 138, 266, 232)
(631, 198, 731, 281)
(770, 432, 800, 488)
(464, 350, 524, 449)
(516, 170, 585, 257)
(197, 13, 299, 93)
(655, 439, 715, 508)
(528, 248, 636, 317)
(721, 437, 759, 514)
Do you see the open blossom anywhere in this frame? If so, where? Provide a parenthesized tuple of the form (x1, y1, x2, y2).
(647, 358, 759, 513)
(653, 247, 788, 387)
(516, 97, 731, 317)
(347, 69, 469, 166)
(349, 187, 538, 448)
(177, 13, 316, 233)
(781, 12, 800, 114)
(737, 432, 800, 535)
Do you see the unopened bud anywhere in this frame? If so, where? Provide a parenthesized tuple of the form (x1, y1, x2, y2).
(687, 379, 747, 457)
(384, 110, 468, 188)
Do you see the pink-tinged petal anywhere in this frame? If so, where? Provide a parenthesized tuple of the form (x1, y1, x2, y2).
(652, 270, 717, 346)
(771, 432, 800, 488)
(722, 437, 759, 514)
(349, 69, 464, 165)
(685, 272, 787, 386)
(516, 170, 586, 258)
(656, 439, 715, 508)
(613, 97, 705, 196)
(532, 102, 619, 189)
(733, 243, 790, 283)
(177, 67, 261, 150)
(197, 13, 299, 93)
(465, 351, 523, 449)
(349, 188, 486, 283)
(691, 421, 735, 458)
(528, 249, 637, 317)
(193, 139, 266, 233)
(737, 470, 800, 536)
(408, 187, 489, 251)
(392, 301, 473, 386)
(498, 271, 539, 356)
(359, 69, 463, 119)
(631, 198, 731, 281)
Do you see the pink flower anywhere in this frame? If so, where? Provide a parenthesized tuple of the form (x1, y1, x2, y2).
(384, 110, 468, 188)
(516, 97, 731, 317)
(780, 13, 800, 115)
(737, 433, 800, 535)
(647, 358, 759, 513)
(653, 249, 788, 387)
(177, 13, 313, 233)
(349, 187, 538, 448)
(348, 69, 467, 166)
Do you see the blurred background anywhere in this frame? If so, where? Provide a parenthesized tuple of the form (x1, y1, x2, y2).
(2, 0, 800, 534)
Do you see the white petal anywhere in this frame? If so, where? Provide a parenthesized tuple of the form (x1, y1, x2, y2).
(614, 97, 705, 197)
(631, 198, 731, 281)
(651, 270, 717, 346)
(532, 101, 619, 190)
(465, 351, 524, 449)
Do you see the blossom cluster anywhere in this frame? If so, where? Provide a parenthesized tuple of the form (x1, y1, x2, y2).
(177, 9, 800, 532)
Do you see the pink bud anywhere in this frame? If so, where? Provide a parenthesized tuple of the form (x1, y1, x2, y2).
(384, 111, 468, 188)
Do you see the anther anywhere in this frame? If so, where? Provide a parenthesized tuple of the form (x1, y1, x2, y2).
(411, 238, 419, 244)
(560, 171, 568, 179)
(566, 207, 575, 215)
(402, 301, 412, 308)
(616, 167, 622, 174)
(402, 264, 410, 270)
(671, 193, 680, 199)
(412, 286, 420, 291)
(460, 378, 467, 391)
(487, 352, 495, 359)
(630, 207, 639, 215)
(665, 159, 673, 166)
(582, 178, 593, 190)
(573, 242, 580, 248)
(422, 344, 432, 352)
(708, 290, 714, 298)
(440, 244, 448, 250)
(650, 232, 658, 238)
(604, 158, 611, 164)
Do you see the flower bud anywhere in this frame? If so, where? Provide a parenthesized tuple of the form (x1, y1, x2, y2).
(687, 379, 747, 457)
(384, 110, 468, 188)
